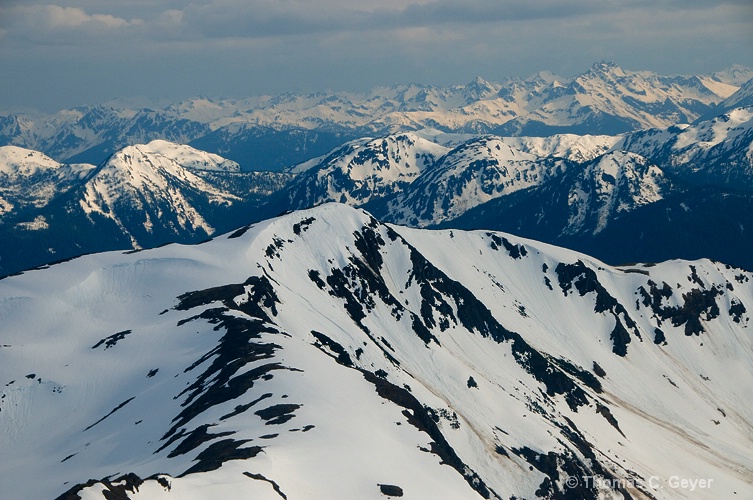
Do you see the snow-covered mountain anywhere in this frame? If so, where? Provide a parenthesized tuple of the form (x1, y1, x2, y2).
(281, 133, 449, 208)
(0, 106, 210, 168)
(494, 61, 746, 137)
(0, 140, 291, 277)
(619, 107, 753, 190)
(378, 137, 568, 226)
(280, 133, 624, 224)
(78, 140, 244, 243)
(712, 77, 753, 116)
(1, 203, 751, 499)
(560, 151, 667, 235)
(2, 63, 749, 171)
(0, 146, 94, 220)
(4, 104, 753, 276)
(268, 106, 752, 269)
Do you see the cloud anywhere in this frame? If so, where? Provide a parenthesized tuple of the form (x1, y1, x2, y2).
(0, 4, 143, 44)
(2, 0, 751, 48)
(0, 0, 750, 112)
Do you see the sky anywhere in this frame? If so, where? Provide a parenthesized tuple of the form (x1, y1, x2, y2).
(1, 0, 752, 113)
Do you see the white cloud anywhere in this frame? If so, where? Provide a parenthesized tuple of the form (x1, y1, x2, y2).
(0, 4, 143, 44)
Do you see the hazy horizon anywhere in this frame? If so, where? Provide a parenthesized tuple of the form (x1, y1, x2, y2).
(1, 0, 752, 113)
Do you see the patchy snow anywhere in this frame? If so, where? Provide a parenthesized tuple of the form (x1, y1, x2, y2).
(565, 151, 665, 234)
(77, 141, 245, 238)
(2, 203, 751, 499)
(672, 107, 753, 151)
(0, 145, 95, 216)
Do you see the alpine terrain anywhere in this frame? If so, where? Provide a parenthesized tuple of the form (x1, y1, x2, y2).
(1, 61, 753, 500)
(1, 204, 752, 499)
(2, 62, 751, 171)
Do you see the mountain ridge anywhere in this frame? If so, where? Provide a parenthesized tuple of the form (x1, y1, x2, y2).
(1, 203, 751, 499)
(2, 104, 753, 276)
(2, 63, 751, 171)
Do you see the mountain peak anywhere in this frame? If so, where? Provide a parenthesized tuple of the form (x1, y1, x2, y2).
(710, 64, 753, 86)
(462, 76, 498, 103)
(2, 202, 753, 499)
(587, 60, 625, 77)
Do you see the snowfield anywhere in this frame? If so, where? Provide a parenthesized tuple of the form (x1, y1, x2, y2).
(1, 203, 751, 499)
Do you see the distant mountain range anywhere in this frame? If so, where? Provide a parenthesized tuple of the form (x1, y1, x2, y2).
(2, 204, 752, 499)
(273, 107, 753, 270)
(2, 62, 752, 171)
(3, 63, 753, 500)
(1, 105, 752, 276)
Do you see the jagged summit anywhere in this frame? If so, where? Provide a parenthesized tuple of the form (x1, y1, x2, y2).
(462, 76, 500, 103)
(587, 60, 624, 75)
(2, 63, 750, 169)
(3, 103, 753, 277)
(712, 78, 753, 115)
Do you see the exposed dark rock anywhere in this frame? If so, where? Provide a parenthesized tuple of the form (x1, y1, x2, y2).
(220, 393, 273, 421)
(84, 397, 135, 431)
(181, 439, 262, 476)
(407, 245, 591, 410)
(610, 318, 631, 357)
(227, 225, 252, 239)
(689, 265, 705, 288)
(555, 261, 641, 355)
(673, 289, 722, 335)
(255, 404, 301, 425)
(155, 476, 171, 491)
(653, 327, 666, 344)
(550, 358, 602, 393)
(164, 275, 298, 448)
(292, 217, 316, 235)
(244, 472, 288, 499)
(729, 299, 747, 323)
(595, 403, 625, 437)
(91, 330, 132, 350)
(176, 275, 279, 321)
(378, 484, 404, 497)
(311, 330, 354, 367)
(55, 473, 145, 500)
(265, 237, 285, 259)
(308, 269, 326, 289)
(160, 423, 234, 458)
(361, 370, 499, 499)
(487, 233, 527, 259)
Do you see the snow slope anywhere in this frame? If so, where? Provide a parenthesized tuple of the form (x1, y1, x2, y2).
(381, 136, 567, 226)
(619, 107, 753, 190)
(283, 133, 449, 207)
(78, 140, 250, 243)
(1, 203, 751, 499)
(0, 146, 94, 217)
